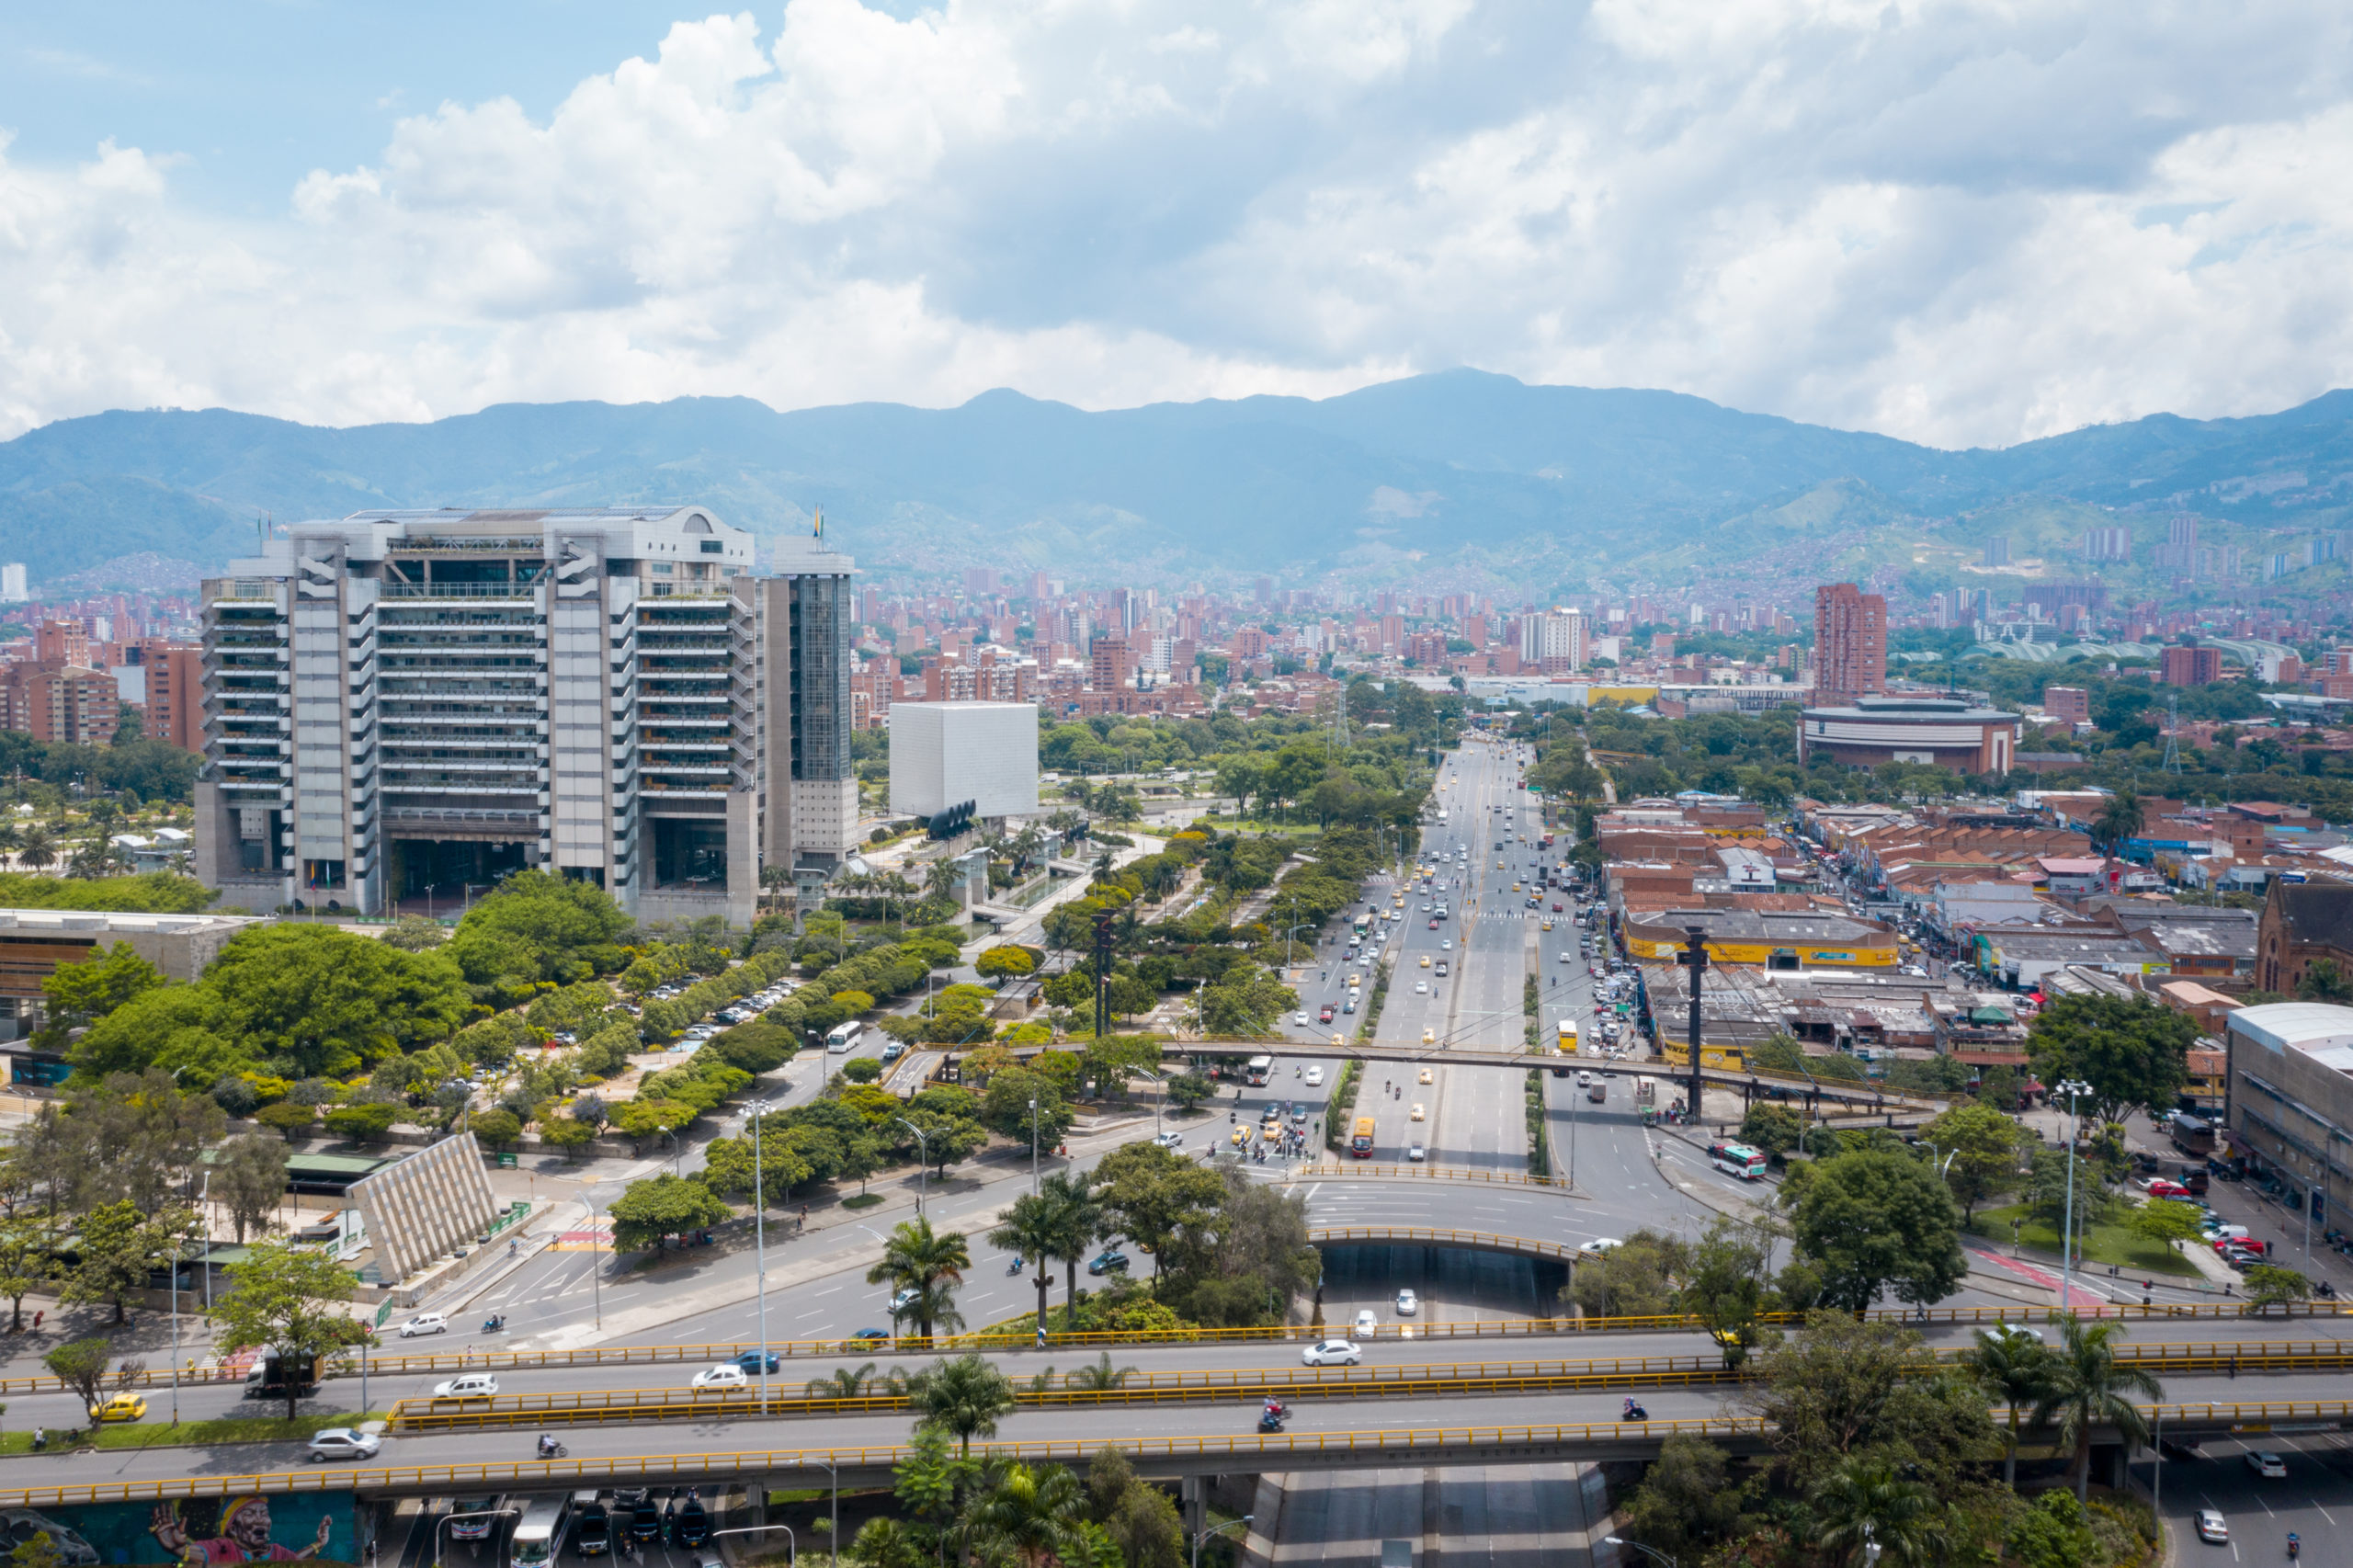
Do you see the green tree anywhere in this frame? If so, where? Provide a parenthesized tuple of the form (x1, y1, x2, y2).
(540, 1115, 597, 1162)
(1919, 1101, 2027, 1221)
(0, 1218, 53, 1333)
(1037, 1171, 1107, 1331)
(975, 946, 1038, 983)
(1737, 1103, 1803, 1159)
(989, 1191, 1059, 1332)
(1681, 1216, 1776, 1368)
(470, 1108, 523, 1149)
(205, 1237, 371, 1419)
(1790, 1148, 1965, 1310)
(1963, 1324, 2056, 1487)
(847, 1519, 928, 1568)
(41, 1337, 115, 1423)
(867, 1216, 971, 1339)
(215, 1131, 290, 1243)
(2244, 1263, 2311, 1314)
(201, 925, 472, 1079)
(608, 1173, 733, 1253)
(1089, 1142, 1222, 1278)
(805, 1361, 882, 1398)
(980, 1069, 1076, 1151)
(913, 1352, 1017, 1457)
(2091, 791, 2144, 858)
(965, 1461, 1093, 1568)
(2025, 994, 2198, 1128)
(1567, 1230, 1685, 1319)
(2029, 1313, 2164, 1501)
(33, 941, 165, 1049)
(1164, 1070, 1211, 1110)
(2007, 1489, 2099, 1568)
(1618, 1434, 1750, 1564)
(255, 1102, 317, 1142)
(379, 915, 448, 952)
(66, 1199, 181, 1324)
(2127, 1197, 2208, 1252)
(2297, 958, 2353, 1003)
(323, 1103, 396, 1144)
(1810, 1457, 1946, 1568)
(1744, 1312, 2002, 1494)
(1198, 961, 1297, 1035)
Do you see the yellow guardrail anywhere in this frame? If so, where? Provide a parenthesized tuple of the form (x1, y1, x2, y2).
(18, 1402, 2353, 1509)
(380, 1340, 2353, 1433)
(17, 1300, 2346, 1399)
(1307, 1226, 1599, 1263)
(1293, 1163, 1576, 1189)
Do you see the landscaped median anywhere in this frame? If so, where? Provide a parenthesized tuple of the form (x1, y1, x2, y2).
(0, 1412, 384, 1455)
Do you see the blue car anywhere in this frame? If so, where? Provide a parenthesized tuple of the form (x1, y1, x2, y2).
(732, 1351, 783, 1374)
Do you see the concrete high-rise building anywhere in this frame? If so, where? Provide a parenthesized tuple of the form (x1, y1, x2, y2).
(1518, 609, 1588, 672)
(1982, 538, 2011, 568)
(889, 702, 1040, 822)
(1813, 583, 1886, 704)
(2162, 644, 2222, 688)
(1090, 635, 1131, 690)
(194, 507, 855, 922)
(0, 564, 26, 603)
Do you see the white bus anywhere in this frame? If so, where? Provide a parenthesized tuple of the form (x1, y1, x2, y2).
(825, 1020, 865, 1054)
(510, 1495, 572, 1568)
(1245, 1055, 1275, 1085)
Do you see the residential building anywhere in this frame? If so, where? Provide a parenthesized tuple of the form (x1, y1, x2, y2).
(0, 564, 24, 603)
(2162, 644, 2223, 687)
(194, 506, 854, 925)
(1812, 584, 1886, 703)
(2042, 686, 2090, 725)
(0, 661, 119, 744)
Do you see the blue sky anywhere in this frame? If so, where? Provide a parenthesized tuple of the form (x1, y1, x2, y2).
(2, 2, 2348, 449)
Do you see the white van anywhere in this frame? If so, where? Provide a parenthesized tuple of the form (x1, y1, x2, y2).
(510, 1495, 572, 1568)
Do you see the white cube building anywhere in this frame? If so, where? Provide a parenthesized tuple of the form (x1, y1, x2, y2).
(890, 702, 1040, 822)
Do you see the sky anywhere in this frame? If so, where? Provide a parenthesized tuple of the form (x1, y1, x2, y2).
(3, 0, 2350, 449)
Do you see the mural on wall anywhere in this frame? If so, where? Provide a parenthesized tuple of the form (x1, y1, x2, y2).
(0, 1496, 355, 1568)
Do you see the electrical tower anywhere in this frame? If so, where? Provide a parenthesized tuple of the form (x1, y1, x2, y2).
(2162, 694, 2185, 775)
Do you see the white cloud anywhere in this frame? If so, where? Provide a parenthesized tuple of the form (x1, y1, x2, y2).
(0, 0, 2350, 446)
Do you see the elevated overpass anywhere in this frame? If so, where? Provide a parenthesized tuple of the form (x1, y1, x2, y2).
(10, 1399, 2352, 1507)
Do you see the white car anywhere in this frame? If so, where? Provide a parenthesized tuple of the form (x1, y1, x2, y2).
(692, 1364, 749, 1391)
(1395, 1289, 1418, 1316)
(2246, 1450, 2288, 1478)
(1304, 1066, 1324, 1086)
(1302, 1339, 1361, 1367)
(1354, 1309, 1380, 1335)
(1293, 1012, 1307, 1026)
(1582, 1238, 1622, 1255)
(2194, 1509, 2228, 1545)
(308, 1427, 381, 1461)
(1407, 1142, 1426, 1163)
(1154, 1131, 1184, 1149)
(431, 1374, 499, 1400)
(396, 1312, 449, 1338)
(1983, 1323, 2044, 1346)
(1415, 980, 1429, 994)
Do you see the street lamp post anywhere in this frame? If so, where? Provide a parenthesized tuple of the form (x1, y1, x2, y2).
(894, 1118, 928, 1214)
(1029, 1097, 1040, 1194)
(1189, 1517, 1253, 1568)
(2055, 1077, 2094, 1311)
(751, 1100, 771, 1408)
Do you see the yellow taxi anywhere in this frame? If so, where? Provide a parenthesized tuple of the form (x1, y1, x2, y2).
(1331, 1034, 1346, 1047)
(1421, 1028, 1436, 1044)
(1495, 859, 1505, 869)
(90, 1392, 147, 1424)
(1512, 882, 1522, 892)
(1540, 919, 1553, 931)
(1419, 954, 1431, 968)
(1409, 1103, 1427, 1121)
(1419, 1067, 1434, 1084)
(1231, 1124, 1254, 1147)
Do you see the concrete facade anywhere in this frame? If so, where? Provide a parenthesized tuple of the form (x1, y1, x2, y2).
(2223, 1003, 2353, 1210)
(350, 1132, 503, 1285)
(887, 701, 1041, 821)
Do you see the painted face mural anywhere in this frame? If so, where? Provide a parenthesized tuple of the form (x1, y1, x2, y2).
(0, 1498, 353, 1568)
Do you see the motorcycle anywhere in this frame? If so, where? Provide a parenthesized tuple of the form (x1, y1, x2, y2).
(483, 1315, 506, 1334)
(2288, 1534, 2300, 1560)
(1007, 1256, 1025, 1275)
(538, 1436, 569, 1460)
(1620, 1400, 1648, 1422)
(1264, 1401, 1290, 1421)
(1256, 1411, 1286, 1434)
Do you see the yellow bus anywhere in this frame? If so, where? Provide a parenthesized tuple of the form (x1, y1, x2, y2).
(1350, 1116, 1377, 1158)
(1556, 1018, 1579, 1055)
(1658, 1040, 1746, 1072)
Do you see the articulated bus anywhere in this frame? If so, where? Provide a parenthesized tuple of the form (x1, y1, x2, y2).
(1708, 1140, 1769, 1180)
(1245, 1055, 1276, 1086)
(1350, 1116, 1377, 1157)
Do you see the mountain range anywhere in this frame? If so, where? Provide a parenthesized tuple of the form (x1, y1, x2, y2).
(6, 370, 2352, 595)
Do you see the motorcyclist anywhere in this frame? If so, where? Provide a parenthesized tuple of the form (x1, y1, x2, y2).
(2288, 1534, 2300, 1559)
(538, 1433, 562, 1458)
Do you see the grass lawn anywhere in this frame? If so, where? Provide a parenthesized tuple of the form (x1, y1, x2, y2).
(0, 1413, 384, 1454)
(840, 1193, 884, 1210)
(1968, 1203, 2200, 1278)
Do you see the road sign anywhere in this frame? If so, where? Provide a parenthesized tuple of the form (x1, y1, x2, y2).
(375, 1301, 394, 1327)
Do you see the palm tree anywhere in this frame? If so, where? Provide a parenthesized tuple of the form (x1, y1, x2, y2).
(2093, 790, 2145, 858)
(1036, 1171, 1106, 1328)
(16, 824, 57, 874)
(803, 1361, 881, 1399)
(866, 1216, 972, 1340)
(915, 1352, 1017, 1458)
(1964, 1326, 2057, 1487)
(904, 1279, 967, 1341)
(2031, 1312, 2164, 1501)
(1067, 1351, 1135, 1392)
(963, 1461, 1092, 1568)
(0, 821, 21, 866)
(1810, 1457, 1945, 1568)
(989, 1192, 1059, 1332)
